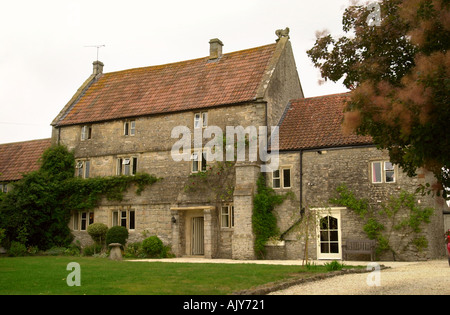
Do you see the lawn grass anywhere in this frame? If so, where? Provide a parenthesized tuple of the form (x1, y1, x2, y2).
(0, 256, 351, 295)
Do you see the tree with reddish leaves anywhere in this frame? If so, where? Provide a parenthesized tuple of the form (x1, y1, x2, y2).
(307, 0, 450, 197)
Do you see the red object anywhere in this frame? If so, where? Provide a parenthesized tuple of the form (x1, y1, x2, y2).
(447, 236, 450, 255)
(447, 242, 450, 255)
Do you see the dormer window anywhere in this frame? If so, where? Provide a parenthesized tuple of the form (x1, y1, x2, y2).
(81, 125, 92, 141)
(124, 120, 136, 136)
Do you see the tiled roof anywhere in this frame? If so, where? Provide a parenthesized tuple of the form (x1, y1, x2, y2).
(0, 138, 52, 181)
(278, 93, 373, 151)
(55, 43, 277, 126)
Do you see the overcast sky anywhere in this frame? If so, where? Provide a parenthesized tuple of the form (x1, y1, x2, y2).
(0, 0, 352, 144)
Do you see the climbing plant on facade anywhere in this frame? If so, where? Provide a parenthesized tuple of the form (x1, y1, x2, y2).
(0, 145, 159, 251)
(329, 184, 434, 260)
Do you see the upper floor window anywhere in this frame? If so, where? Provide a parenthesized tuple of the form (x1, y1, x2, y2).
(194, 112, 208, 128)
(272, 167, 291, 189)
(81, 125, 92, 141)
(124, 120, 136, 136)
(76, 160, 90, 179)
(371, 161, 396, 183)
(117, 157, 138, 176)
(191, 150, 207, 173)
(0, 183, 8, 193)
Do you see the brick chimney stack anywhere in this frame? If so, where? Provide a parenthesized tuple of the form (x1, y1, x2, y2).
(209, 38, 223, 60)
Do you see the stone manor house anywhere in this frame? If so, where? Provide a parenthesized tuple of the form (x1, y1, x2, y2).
(1, 30, 449, 261)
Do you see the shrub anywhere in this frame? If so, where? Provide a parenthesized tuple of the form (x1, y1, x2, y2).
(324, 260, 345, 271)
(124, 242, 147, 258)
(106, 226, 128, 246)
(82, 244, 103, 256)
(142, 236, 164, 257)
(8, 241, 27, 257)
(87, 223, 108, 246)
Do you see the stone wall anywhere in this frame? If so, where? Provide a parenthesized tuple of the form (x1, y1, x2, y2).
(51, 35, 308, 260)
(273, 146, 448, 261)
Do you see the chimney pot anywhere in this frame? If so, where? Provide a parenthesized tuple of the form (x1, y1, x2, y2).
(93, 60, 104, 75)
(209, 38, 223, 60)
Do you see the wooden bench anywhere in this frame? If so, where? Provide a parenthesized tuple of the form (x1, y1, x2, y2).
(342, 239, 376, 261)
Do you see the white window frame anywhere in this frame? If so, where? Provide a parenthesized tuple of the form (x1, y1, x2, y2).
(112, 209, 136, 230)
(76, 160, 90, 179)
(371, 161, 396, 184)
(81, 125, 92, 141)
(313, 207, 343, 260)
(194, 112, 208, 129)
(117, 157, 138, 176)
(73, 211, 94, 231)
(191, 149, 207, 173)
(124, 120, 136, 136)
(221, 204, 234, 229)
(272, 167, 291, 189)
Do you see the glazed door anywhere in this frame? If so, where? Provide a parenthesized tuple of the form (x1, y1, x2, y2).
(317, 209, 342, 260)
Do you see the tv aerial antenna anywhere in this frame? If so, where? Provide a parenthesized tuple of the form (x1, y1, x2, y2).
(84, 44, 105, 61)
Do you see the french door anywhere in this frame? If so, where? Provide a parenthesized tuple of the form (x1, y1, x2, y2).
(316, 209, 342, 260)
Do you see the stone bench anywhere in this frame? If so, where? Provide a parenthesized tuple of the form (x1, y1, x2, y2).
(342, 239, 376, 261)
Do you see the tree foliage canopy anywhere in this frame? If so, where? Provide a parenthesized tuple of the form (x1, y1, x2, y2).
(307, 0, 450, 196)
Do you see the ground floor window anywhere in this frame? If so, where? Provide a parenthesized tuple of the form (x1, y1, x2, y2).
(221, 204, 234, 228)
(72, 211, 94, 231)
(112, 209, 135, 230)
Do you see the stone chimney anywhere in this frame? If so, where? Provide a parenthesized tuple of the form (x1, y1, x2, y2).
(209, 38, 223, 60)
(92, 60, 104, 75)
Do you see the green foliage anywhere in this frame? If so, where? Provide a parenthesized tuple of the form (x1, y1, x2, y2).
(323, 260, 345, 271)
(8, 241, 27, 257)
(142, 235, 164, 257)
(0, 145, 159, 251)
(184, 161, 235, 202)
(329, 185, 369, 218)
(308, 0, 450, 195)
(363, 218, 385, 240)
(106, 226, 129, 246)
(87, 223, 108, 246)
(252, 174, 288, 259)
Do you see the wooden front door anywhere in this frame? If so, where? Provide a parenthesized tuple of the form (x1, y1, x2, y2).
(191, 217, 204, 255)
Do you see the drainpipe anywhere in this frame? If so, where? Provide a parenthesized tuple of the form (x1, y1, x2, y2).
(299, 149, 304, 216)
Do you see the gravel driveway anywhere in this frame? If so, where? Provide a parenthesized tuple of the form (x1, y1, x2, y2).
(270, 260, 450, 295)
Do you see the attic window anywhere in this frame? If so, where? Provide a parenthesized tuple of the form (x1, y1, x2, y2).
(81, 125, 92, 140)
